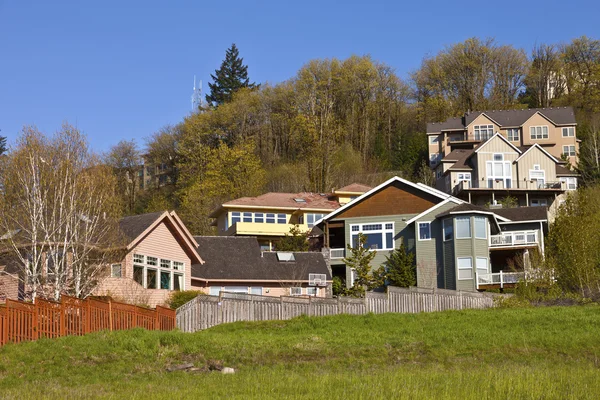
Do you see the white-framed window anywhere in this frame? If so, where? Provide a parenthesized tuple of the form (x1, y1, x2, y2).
(455, 217, 471, 239)
(429, 135, 439, 145)
(266, 213, 276, 224)
(277, 214, 287, 224)
(530, 126, 549, 140)
(457, 173, 471, 188)
(476, 257, 489, 277)
(418, 222, 431, 241)
(306, 287, 317, 297)
(250, 287, 263, 295)
(243, 212, 253, 222)
(306, 213, 326, 228)
(457, 257, 473, 280)
(443, 219, 453, 241)
(529, 168, 546, 189)
(224, 286, 249, 293)
(209, 286, 221, 296)
(111, 264, 122, 278)
(530, 198, 548, 207)
(563, 145, 576, 157)
(560, 177, 577, 190)
(486, 158, 512, 189)
(350, 222, 395, 250)
(255, 213, 264, 223)
(474, 125, 494, 141)
(507, 128, 520, 141)
(562, 127, 575, 137)
(290, 287, 302, 296)
(474, 216, 487, 239)
(231, 212, 241, 224)
(132, 253, 185, 291)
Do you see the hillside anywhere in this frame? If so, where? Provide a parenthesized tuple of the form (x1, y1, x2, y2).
(0, 306, 599, 399)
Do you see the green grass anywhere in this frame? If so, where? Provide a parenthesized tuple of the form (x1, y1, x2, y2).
(1, 306, 600, 399)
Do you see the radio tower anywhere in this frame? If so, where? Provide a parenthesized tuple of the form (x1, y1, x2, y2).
(191, 75, 202, 110)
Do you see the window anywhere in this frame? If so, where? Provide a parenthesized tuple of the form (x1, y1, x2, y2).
(146, 268, 157, 289)
(277, 214, 287, 224)
(224, 286, 249, 293)
(507, 128, 520, 141)
(231, 212, 241, 224)
(563, 145, 576, 157)
(530, 126, 549, 140)
(173, 261, 184, 271)
(560, 177, 577, 190)
(133, 265, 144, 286)
(266, 213, 276, 224)
(476, 257, 489, 277)
(429, 153, 440, 166)
(486, 158, 512, 189)
(209, 287, 221, 296)
(133, 254, 144, 264)
(443, 219, 453, 241)
(132, 254, 185, 291)
(290, 287, 302, 296)
(436, 169, 442, 179)
(254, 213, 264, 223)
(243, 212, 252, 222)
(160, 271, 171, 290)
(146, 256, 157, 266)
(306, 287, 317, 296)
(111, 264, 122, 278)
(250, 287, 262, 295)
(160, 259, 171, 269)
(474, 217, 487, 239)
(530, 198, 548, 207)
(529, 169, 545, 189)
(350, 222, 395, 250)
(173, 274, 183, 291)
(457, 173, 471, 188)
(457, 257, 473, 280)
(456, 217, 471, 239)
(474, 125, 494, 141)
(429, 136, 439, 145)
(418, 222, 431, 241)
(562, 127, 575, 137)
(306, 213, 326, 228)
(493, 153, 503, 161)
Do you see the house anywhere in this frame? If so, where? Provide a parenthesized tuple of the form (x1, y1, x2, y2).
(189, 236, 332, 298)
(316, 176, 548, 292)
(209, 184, 371, 251)
(427, 107, 580, 168)
(432, 133, 578, 214)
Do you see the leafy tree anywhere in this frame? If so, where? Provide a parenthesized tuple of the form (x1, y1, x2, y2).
(384, 243, 416, 287)
(343, 233, 384, 296)
(275, 225, 309, 252)
(206, 43, 256, 106)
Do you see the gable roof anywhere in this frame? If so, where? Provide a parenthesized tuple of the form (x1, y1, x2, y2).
(427, 107, 577, 133)
(119, 212, 165, 243)
(474, 132, 522, 154)
(405, 198, 463, 225)
(435, 203, 509, 221)
(445, 149, 475, 172)
(316, 176, 462, 225)
(191, 236, 330, 282)
(211, 192, 340, 217)
(335, 183, 372, 193)
(515, 143, 559, 163)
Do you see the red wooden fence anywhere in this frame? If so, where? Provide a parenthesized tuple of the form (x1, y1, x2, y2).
(0, 295, 175, 346)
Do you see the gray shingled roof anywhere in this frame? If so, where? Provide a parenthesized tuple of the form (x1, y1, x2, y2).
(119, 211, 165, 242)
(191, 236, 331, 282)
(555, 164, 579, 176)
(427, 107, 576, 133)
(493, 206, 548, 222)
(435, 203, 493, 218)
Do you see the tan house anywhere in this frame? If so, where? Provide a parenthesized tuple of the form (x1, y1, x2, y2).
(427, 107, 580, 168)
(209, 184, 371, 250)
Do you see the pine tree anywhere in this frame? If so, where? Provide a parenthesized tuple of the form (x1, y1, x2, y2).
(206, 43, 256, 106)
(384, 243, 416, 288)
(343, 233, 384, 297)
(275, 225, 309, 252)
(0, 135, 6, 156)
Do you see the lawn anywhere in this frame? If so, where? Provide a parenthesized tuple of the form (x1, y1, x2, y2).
(0, 306, 599, 399)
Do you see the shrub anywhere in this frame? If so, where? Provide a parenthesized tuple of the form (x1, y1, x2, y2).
(167, 290, 202, 309)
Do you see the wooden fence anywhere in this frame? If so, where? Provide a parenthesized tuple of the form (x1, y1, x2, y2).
(176, 286, 499, 333)
(0, 295, 175, 346)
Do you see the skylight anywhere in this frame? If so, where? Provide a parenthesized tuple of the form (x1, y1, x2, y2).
(294, 198, 306, 203)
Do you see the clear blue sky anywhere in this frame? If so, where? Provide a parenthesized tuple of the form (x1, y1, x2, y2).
(1, 0, 598, 152)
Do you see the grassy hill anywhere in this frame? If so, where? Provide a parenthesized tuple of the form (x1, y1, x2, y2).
(1, 306, 600, 399)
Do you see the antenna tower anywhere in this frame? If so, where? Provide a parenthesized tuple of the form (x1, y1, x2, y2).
(191, 75, 203, 110)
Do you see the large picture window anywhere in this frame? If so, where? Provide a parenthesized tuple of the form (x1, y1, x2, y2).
(474, 125, 494, 141)
(350, 222, 395, 250)
(306, 213, 326, 228)
(486, 158, 512, 189)
(133, 253, 184, 291)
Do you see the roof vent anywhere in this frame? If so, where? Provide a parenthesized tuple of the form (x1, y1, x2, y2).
(294, 198, 306, 203)
(276, 252, 295, 262)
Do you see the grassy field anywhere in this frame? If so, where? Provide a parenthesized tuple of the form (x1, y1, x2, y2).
(0, 306, 599, 399)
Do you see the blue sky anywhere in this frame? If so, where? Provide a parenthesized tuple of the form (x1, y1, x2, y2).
(0, 0, 598, 152)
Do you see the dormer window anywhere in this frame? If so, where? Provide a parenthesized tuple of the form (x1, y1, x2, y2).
(474, 125, 494, 141)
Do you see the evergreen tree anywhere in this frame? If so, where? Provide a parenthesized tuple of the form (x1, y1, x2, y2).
(343, 233, 384, 296)
(384, 243, 416, 288)
(275, 225, 309, 252)
(206, 43, 256, 106)
(0, 135, 6, 156)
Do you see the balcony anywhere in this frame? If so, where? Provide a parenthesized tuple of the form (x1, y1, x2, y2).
(453, 180, 567, 193)
(490, 231, 538, 248)
(225, 222, 309, 237)
(446, 133, 493, 145)
(329, 248, 345, 259)
(476, 271, 524, 289)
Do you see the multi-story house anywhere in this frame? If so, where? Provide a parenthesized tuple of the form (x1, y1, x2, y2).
(316, 176, 549, 292)
(209, 184, 371, 251)
(427, 108, 580, 212)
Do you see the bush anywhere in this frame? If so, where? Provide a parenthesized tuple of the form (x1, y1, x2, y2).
(494, 279, 590, 308)
(167, 290, 202, 309)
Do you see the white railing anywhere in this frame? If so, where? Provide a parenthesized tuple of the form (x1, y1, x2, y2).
(329, 248, 345, 259)
(477, 271, 525, 289)
(490, 231, 537, 247)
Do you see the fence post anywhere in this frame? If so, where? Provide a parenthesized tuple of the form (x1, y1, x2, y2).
(85, 298, 91, 335)
(59, 300, 66, 337)
(32, 298, 39, 340)
(279, 296, 283, 321)
(500, 270, 504, 289)
(108, 299, 113, 331)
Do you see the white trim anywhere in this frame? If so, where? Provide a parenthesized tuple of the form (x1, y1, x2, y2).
(474, 132, 522, 155)
(457, 257, 474, 280)
(350, 222, 395, 250)
(417, 221, 432, 241)
(405, 198, 462, 225)
(465, 113, 501, 128)
(444, 210, 510, 222)
(498, 219, 547, 224)
(315, 176, 462, 225)
(515, 143, 559, 163)
(474, 216, 487, 239)
(455, 216, 472, 239)
(221, 204, 336, 213)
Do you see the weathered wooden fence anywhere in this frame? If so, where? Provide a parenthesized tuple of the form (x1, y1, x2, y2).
(176, 286, 499, 333)
(0, 295, 175, 346)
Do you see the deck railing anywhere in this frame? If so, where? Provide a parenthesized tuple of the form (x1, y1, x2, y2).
(329, 248, 345, 259)
(490, 231, 538, 247)
(476, 271, 525, 289)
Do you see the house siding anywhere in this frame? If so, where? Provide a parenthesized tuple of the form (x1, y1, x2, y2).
(443, 239, 455, 290)
(516, 147, 557, 184)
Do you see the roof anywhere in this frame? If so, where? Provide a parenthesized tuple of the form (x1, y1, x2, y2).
(335, 183, 372, 193)
(435, 203, 505, 219)
(119, 212, 165, 242)
(493, 206, 548, 222)
(445, 149, 474, 172)
(555, 164, 579, 176)
(191, 236, 331, 282)
(217, 192, 340, 212)
(427, 107, 577, 133)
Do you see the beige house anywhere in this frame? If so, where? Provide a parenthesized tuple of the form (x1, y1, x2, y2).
(209, 184, 371, 250)
(427, 107, 580, 168)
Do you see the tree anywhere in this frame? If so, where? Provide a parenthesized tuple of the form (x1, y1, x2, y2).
(0, 125, 124, 301)
(523, 43, 564, 108)
(0, 135, 6, 156)
(384, 243, 416, 287)
(274, 225, 309, 252)
(206, 43, 256, 106)
(342, 233, 384, 296)
(105, 140, 142, 214)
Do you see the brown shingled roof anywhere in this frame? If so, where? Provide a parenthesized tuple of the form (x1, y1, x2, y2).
(222, 192, 340, 210)
(555, 164, 579, 176)
(493, 206, 548, 222)
(336, 183, 372, 193)
(446, 149, 474, 172)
